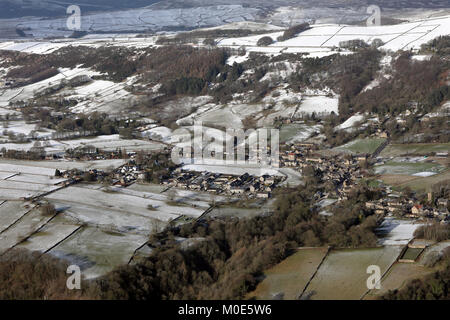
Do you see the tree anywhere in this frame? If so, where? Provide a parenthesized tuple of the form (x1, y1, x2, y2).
(257, 36, 274, 47)
(277, 23, 310, 41)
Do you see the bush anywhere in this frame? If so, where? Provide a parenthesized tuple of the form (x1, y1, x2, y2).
(0, 249, 97, 299)
(414, 223, 450, 242)
(257, 36, 274, 47)
(278, 23, 310, 42)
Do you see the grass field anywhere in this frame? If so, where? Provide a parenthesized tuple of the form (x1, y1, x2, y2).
(374, 161, 445, 176)
(49, 226, 148, 279)
(302, 246, 403, 300)
(364, 262, 435, 299)
(247, 247, 329, 300)
(380, 169, 450, 192)
(380, 143, 450, 157)
(400, 247, 423, 261)
(334, 138, 386, 155)
(365, 241, 450, 299)
(279, 123, 321, 144)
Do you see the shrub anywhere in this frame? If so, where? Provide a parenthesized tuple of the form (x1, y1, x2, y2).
(0, 249, 97, 299)
(414, 223, 450, 242)
(278, 23, 310, 41)
(257, 36, 274, 47)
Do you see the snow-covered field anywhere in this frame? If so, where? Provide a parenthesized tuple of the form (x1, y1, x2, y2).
(2, 133, 165, 153)
(0, 159, 126, 171)
(280, 123, 322, 143)
(64, 79, 136, 114)
(182, 163, 283, 177)
(141, 126, 173, 143)
(45, 185, 205, 223)
(217, 15, 450, 56)
(335, 113, 365, 131)
(0, 5, 260, 39)
(0, 207, 54, 255)
(412, 171, 438, 177)
(0, 159, 130, 200)
(0, 120, 54, 138)
(376, 218, 425, 246)
(0, 169, 63, 200)
(0, 178, 214, 278)
(0, 15, 447, 61)
(297, 95, 339, 116)
(58, 134, 165, 152)
(0, 201, 36, 233)
(0, 67, 102, 107)
(16, 215, 81, 253)
(49, 226, 148, 279)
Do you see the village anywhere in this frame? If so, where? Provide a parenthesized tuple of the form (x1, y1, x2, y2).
(280, 142, 366, 199)
(365, 191, 449, 221)
(26, 138, 447, 225)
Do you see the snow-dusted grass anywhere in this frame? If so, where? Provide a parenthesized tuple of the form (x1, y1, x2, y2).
(0, 67, 101, 107)
(199, 21, 283, 32)
(17, 215, 80, 253)
(248, 247, 329, 300)
(412, 54, 432, 61)
(46, 185, 204, 222)
(0, 172, 16, 180)
(335, 113, 365, 131)
(216, 15, 450, 56)
(374, 161, 444, 176)
(0, 120, 54, 138)
(0, 107, 20, 117)
(0, 5, 260, 39)
(0, 159, 127, 200)
(334, 138, 386, 155)
(49, 226, 148, 279)
(126, 183, 167, 194)
(0, 162, 64, 176)
(297, 96, 339, 115)
(0, 159, 126, 172)
(380, 143, 450, 157)
(51, 200, 162, 235)
(412, 172, 438, 177)
(305, 246, 403, 299)
(227, 53, 250, 66)
(141, 126, 172, 143)
(6, 173, 67, 185)
(195, 107, 244, 129)
(279, 123, 322, 143)
(109, 186, 212, 210)
(0, 180, 59, 194)
(182, 163, 283, 177)
(278, 168, 303, 187)
(58, 134, 165, 152)
(260, 61, 299, 82)
(376, 218, 425, 246)
(66, 80, 135, 114)
(0, 207, 54, 255)
(0, 201, 35, 233)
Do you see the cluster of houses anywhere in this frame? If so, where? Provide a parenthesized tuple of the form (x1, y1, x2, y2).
(64, 147, 132, 161)
(280, 143, 366, 200)
(163, 170, 283, 198)
(112, 163, 146, 186)
(365, 192, 449, 222)
(0, 78, 17, 88)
